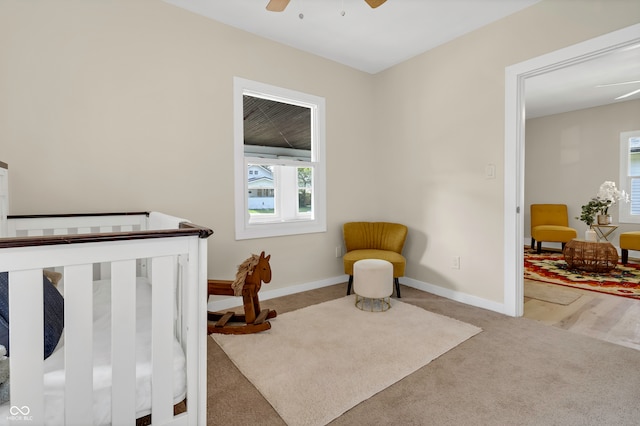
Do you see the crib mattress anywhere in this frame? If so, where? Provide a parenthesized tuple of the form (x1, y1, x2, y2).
(0, 277, 186, 425)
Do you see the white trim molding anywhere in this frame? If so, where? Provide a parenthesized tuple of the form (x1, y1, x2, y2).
(504, 23, 640, 317)
(208, 276, 506, 316)
(233, 77, 327, 240)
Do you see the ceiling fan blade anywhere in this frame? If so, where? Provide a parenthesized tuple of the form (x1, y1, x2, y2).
(266, 0, 290, 12)
(364, 0, 387, 8)
(616, 88, 640, 100)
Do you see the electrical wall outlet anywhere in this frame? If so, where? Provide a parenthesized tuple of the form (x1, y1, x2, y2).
(336, 246, 342, 258)
(452, 256, 460, 269)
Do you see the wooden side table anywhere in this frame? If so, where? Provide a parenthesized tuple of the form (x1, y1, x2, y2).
(563, 239, 618, 272)
(591, 224, 618, 242)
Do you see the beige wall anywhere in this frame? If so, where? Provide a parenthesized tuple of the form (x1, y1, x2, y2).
(525, 99, 640, 246)
(370, 0, 639, 303)
(1, 0, 639, 309)
(0, 0, 378, 288)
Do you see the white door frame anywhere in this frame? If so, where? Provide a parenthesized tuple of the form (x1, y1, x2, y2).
(503, 23, 640, 317)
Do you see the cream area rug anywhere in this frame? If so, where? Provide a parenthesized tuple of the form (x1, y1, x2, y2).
(211, 295, 482, 426)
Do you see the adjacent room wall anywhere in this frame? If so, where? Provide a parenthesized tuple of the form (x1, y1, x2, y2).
(1, 0, 639, 312)
(525, 99, 640, 246)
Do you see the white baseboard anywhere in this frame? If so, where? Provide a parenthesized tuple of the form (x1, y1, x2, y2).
(208, 274, 507, 316)
(400, 277, 506, 315)
(527, 239, 637, 257)
(207, 274, 349, 312)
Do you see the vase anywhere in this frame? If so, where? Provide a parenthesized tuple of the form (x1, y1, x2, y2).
(597, 214, 612, 225)
(585, 228, 597, 242)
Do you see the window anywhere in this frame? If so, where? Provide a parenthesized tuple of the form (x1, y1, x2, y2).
(234, 77, 326, 239)
(619, 130, 640, 223)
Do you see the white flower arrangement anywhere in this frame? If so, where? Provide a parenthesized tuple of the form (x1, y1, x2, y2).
(577, 181, 630, 226)
(596, 181, 629, 215)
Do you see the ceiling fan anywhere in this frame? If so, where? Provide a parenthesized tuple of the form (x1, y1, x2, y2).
(266, 0, 387, 12)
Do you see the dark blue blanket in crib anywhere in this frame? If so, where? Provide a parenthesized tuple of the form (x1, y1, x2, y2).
(0, 271, 64, 359)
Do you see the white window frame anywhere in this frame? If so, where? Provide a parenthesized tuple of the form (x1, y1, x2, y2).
(233, 77, 326, 240)
(296, 166, 313, 220)
(619, 130, 640, 224)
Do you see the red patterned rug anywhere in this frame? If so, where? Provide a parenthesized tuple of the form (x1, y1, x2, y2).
(524, 248, 640, 300)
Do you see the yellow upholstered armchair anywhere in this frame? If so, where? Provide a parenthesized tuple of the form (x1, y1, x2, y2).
(343, 222, 408, 298)
(530, 204, 577, 254)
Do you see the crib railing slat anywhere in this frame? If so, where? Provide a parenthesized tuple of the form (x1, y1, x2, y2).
(64, 264, 94, 423)
(110, 259, 137, 425)
(185, 238, 205, 426)
(151, 256, 175, 424)
(9, 270, 44, 425)
(0, 215, 212, 426)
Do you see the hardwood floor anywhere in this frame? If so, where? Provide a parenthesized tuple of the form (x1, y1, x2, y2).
(524, 278, 640, 351)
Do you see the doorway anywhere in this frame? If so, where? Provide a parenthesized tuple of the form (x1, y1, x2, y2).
(503, 23, 640, 317)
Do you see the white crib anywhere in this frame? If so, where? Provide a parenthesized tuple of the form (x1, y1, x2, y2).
(0, 211, 212, 425)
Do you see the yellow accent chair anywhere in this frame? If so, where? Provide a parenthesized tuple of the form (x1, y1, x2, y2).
(619, 231, 640, 264)
(343, 222, 408, 298)
(530, 204, 577, 254)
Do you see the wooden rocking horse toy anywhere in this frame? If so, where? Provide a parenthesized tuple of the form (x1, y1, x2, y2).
(207, 251, 277, 335)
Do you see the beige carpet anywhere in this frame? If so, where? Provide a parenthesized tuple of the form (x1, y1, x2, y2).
(211, 295, 481, 426)
(524, 280, 581, 305)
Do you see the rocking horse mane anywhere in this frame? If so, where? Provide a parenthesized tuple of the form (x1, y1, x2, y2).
(231, 254, 261, 296)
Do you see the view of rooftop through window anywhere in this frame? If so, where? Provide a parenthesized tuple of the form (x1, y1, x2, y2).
(244, 95, 313, 217)
(234, 77, 326, 240)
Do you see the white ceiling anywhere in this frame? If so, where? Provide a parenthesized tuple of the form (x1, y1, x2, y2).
(163, 0, 640, 118)
(163, 0, 542, 73)
(525, 43, 640, 118)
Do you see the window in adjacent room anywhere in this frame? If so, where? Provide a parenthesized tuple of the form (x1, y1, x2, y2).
(619, 130, 640, 223)
(234, 77, 326, 240)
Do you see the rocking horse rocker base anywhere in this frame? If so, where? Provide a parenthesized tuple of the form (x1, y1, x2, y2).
(207, 303, 277, 335)
(207, 252, 277, 335)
